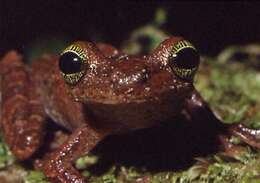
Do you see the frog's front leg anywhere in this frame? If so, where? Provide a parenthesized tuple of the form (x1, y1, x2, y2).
(0, 51, 46, 160)
(184, 90, 260, 155)
(44, 124, 106, 183)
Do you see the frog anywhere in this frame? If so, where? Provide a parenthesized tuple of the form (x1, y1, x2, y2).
(0, 37, 260, 183)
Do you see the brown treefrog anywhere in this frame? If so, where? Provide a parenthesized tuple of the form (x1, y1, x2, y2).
(0, 37, 259, 183)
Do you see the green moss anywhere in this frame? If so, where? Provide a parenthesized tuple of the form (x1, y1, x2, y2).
(0, 136, 14, 169)
(76, 155, 99, 170)
(195, 57, 260, 127)
(24, 171, 49, 183)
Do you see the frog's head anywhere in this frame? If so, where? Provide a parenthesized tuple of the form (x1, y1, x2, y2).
(58, 37, 200, 105)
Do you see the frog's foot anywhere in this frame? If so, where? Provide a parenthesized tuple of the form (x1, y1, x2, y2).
(10, 116, 46, 160)
(1, 51, 46, 160)
(184, 91, 260, 154)
(226, 123, 260, 149)
(217, 134, 249, 158)
(133, 176, 151, 183)
(45, 159, 87, 183)
(43, 125, 105, 183)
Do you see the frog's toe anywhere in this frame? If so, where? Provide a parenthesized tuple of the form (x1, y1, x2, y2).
(12, 130, 43, 160)
(44, 153, 88, 183)
(133, 176, 151, 183)
(218, 134, 249, 158)
(227, 123, 260, 149)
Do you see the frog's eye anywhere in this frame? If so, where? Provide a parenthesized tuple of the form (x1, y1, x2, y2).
(59, 44, 87, 85)
(169, 40, 200, 80)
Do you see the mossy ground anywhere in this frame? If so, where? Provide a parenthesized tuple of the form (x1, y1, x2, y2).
(1, 9, 260, 183)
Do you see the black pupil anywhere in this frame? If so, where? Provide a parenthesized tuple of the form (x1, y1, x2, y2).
(174, 48, 200, 69)
(59, 52, 83, 74)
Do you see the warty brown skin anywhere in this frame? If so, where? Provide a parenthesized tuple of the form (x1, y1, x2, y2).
(0, 37, 260, 183)
(0, 51, 46, 160)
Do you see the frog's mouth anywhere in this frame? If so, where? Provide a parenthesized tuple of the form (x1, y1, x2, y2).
(78, 80, 194, 132)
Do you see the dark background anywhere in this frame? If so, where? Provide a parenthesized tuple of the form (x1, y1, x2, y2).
(1, 1, 260, 57)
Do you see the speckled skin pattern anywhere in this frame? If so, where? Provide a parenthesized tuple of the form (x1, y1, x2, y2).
(0, 37, 260, 183)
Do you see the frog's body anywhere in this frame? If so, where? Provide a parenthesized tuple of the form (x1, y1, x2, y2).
(0, 37, 260, 183)
(34, 39, 193, 133)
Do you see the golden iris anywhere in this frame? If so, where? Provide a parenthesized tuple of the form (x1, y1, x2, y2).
(170, 40, 200, 80)
(59, 44, 87, 85)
